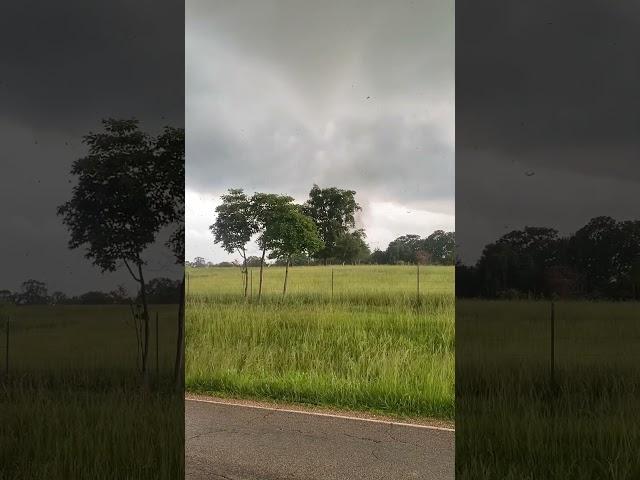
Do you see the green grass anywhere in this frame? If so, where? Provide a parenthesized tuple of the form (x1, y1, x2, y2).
(186, 265, 455, 419)
(457, 300, 640, 479)
(0, 305, 183, 480)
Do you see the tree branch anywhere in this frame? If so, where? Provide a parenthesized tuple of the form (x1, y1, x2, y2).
(123, 258, 141, 283)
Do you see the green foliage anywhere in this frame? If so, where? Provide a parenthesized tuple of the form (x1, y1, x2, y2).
(267, 205, 324, 263)
(303, 184, 361, 262)
(334, 229, 370, 264)
(57, 119, 177, 273)
(210, 189, 256, 262)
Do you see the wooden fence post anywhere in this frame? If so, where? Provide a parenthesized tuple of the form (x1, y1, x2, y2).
(331, 269, 334, 301)
(550, 301, 555, 385)
(155, 312, 159, 378)
(5, 319, 9, 379)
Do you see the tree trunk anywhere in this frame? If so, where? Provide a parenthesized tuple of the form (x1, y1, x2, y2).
(242, 252, 248, 297)
(137, 263, 150, 383)
(283, 256, 290, 297)
(258, 246, 266, 300)
(173, 273, 185, 391)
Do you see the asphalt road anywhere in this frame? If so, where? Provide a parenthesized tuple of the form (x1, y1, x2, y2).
(186, 398, 454, 480)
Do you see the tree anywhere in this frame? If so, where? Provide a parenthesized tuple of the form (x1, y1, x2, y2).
(57, 118, 177, 378)
(334, 229, 370, 264)
(250, 192, 294, 299)
(17, 279, 49, 305)
(370, 248, 388, 264)
(192, 256, 207, 267)
(303, 185, 361, 264)
(268, 205, 323, 295)
(386, 234, 422, 264)
(422, 230, 455, 265)
(210, 189, 256, 297)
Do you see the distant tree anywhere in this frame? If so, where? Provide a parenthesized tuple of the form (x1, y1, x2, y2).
(334, 229, 370, 264)
(567, 217, 622, 297)
(192, 256, 207, 268)
(110, 284, 130, 304)
(50, 291, 68, 305)
(144, 277, 181, 304)
(245, 256, 263, 267)
(386, 234, 422, 264)
(78, 291, 115, 304)
(250, 192, 294, 299)
(17, 279, 49, 305)
(268, 205, 323, 295)
(303, 185, 361, 264)
(369, 248, 388, 264)
(422, 230, 455, 265)
(210, 189, 256, 297)
(57, 118, 178, 378)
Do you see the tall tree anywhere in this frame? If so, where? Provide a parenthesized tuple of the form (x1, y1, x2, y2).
(268, 205, 323, 295)
(58, 118, 176, 378)
(303, 185, 361, 264)
(210, 189, 256, 297)
(250, 192, 294, 299)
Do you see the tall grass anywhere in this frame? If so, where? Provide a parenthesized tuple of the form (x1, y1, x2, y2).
(186, 265, 455, 419)
(0, 305, 183, 479)
(457, 300, 640, 479)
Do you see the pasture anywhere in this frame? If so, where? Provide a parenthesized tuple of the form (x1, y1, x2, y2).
(0, 305, 183, 479)
(185, 265, 455, 419)
(457, 300, 640, 479)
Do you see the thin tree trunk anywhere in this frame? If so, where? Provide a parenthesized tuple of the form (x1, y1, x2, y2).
(258, 246, 266, 300)
(174, 273, 185, 391)
(137, 263, 150, 382)
(242, 251, 248, 297)
(283, 256, 290, 297)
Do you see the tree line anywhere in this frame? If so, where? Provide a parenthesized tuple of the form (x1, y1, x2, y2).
(0, 278, 181, 306)
(457, 216, 640, 300)
(209, 185, 455, 298)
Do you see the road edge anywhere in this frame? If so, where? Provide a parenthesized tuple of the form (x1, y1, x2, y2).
(185, 393, 455, 432)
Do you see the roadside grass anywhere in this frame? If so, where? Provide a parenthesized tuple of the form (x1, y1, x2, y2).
(457, 300, 640, 479)
(0, 305, 183, 480)
(186, 265, 455, 420)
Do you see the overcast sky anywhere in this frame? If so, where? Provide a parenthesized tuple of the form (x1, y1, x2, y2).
(186, 0, 454, 263)
(0, 1, 183, 295)
(456, 0, 640, 263)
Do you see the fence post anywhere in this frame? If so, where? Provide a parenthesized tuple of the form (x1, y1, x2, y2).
(331, 269, 334, 301)
(250, 269, 253, 300)
(155, 312, 159, 379)
(417, 262, 420, 304)
(5, 319, 9, 379)
(550, 301, 555, 385)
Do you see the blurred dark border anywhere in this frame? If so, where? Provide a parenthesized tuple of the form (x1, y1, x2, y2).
(456, 1, 640, 478)
(0, 2, 184, 478)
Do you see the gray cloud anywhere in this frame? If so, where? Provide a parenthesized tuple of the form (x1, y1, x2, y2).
(186, 0, 454, 261)
(456, 0, 640, 263)
(0, 1, 183, 294)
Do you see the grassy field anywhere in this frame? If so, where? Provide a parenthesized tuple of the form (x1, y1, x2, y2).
(457, 300, 640, 479)
(0, 305, 183, 479)
(186, 265, 455, 419)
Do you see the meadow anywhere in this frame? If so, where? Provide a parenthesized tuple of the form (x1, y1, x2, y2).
(185, 265, 455, 420)
(0, 305, 183, 480)
(457, 300, 640, 479)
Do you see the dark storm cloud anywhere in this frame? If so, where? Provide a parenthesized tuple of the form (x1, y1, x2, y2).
(456, 0, 640, 262)
(0, 1, 183, 294)
(186, 0, 455, 260)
